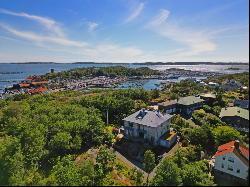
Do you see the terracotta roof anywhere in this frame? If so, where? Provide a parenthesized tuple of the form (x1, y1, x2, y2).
(214, 141, 249, 166)
(31, 81, 48, 85)
(26, 75, 35, 80)
(29, 87, 48, 94)
(19, 83, 30, 87)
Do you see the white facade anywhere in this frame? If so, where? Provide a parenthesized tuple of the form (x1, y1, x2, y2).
(208, 82, 219, 88)
(123, 119, 171, 145)
(214, 152, 248, 180)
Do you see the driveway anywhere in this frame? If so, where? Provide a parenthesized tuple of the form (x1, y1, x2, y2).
(148, 142, 180, 180)
(113, 142, 180, 183)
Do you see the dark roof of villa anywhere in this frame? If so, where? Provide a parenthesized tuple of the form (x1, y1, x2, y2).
(123, 109, 172, 128)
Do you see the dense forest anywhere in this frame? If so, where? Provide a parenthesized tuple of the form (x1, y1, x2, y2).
(0, 89, 156, 185)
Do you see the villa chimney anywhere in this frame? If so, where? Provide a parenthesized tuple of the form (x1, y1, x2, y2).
(141, 108, 146, 116)
(234, 140, 240, 150)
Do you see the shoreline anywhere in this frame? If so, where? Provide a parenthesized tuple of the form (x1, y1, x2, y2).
(0, 65, 249, 97)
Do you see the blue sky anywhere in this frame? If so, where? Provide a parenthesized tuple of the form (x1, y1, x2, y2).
(0, 0, 249, 63)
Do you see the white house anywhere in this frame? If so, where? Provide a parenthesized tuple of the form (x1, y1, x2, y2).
(211, 140, 249, 181)
(208, 81, 219, 88)
(123, 109, 174, 146)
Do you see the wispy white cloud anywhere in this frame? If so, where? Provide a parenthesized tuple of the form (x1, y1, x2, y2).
(0, 9, 146, 62)
(86, 21, 99, 32)
(0, 8, 65, 37)
(1, 7, 247, 63)
(0, 23, 87, 47)
(0, 21, 145, 62)
(148, 9, 170, 25)
(125, 2, 144, 23)
(147, 9, 217, 57)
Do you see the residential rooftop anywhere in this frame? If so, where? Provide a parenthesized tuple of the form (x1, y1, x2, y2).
(234, 99, 249, 109)
(123, 109, 172, 128)
(200, 93, 216, 99)
(219, 107, 249, 121)
(214, 140, 249, 166)
(177, 96, 204, 106)
(158, 99, 177, 107)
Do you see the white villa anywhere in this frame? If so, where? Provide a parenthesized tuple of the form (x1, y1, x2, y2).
(210, 140, 249, 182)
(123, 109, 174, 146)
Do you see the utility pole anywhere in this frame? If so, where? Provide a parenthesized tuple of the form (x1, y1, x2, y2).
(106, 108, 109, 125)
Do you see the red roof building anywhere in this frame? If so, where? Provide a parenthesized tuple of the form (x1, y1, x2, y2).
(31, 81, 48, 85)
(214, 141, 249, 158)
(26, 75, 35, 81)
(212, 140, 249, 181)
(19, 83, 30, 88)
(29, 87, 48, 94)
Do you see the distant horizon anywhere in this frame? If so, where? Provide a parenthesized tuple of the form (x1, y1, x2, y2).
(0, 61, 249, 65)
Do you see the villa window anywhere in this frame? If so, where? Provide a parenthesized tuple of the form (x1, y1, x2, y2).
(228, 165, 233, 171)
(221, 164, 224, 168)
(228, 157, 234, 163)
(151, 136, 154, 143)
(129, 123, 133, 127)
(223, 157, 226, 160)
(237, 169, 240, 173)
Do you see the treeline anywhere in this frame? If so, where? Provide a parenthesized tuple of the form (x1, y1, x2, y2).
(206, 72, 249, 85)
(76, 89, 159, 125)
(43, 66, 161, 79)
(163, 79, 206, 99)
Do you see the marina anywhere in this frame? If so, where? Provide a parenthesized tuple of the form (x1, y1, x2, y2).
(0, 63, 249, 99)
(0, 63, 248, 92)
